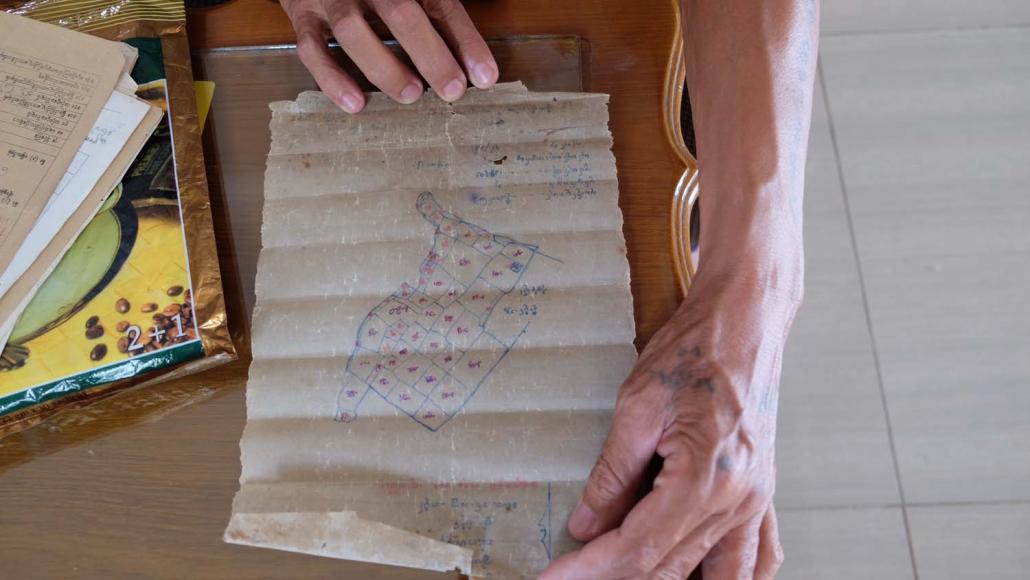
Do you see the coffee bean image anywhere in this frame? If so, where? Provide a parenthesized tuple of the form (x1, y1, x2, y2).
(116, 298, 130, 313)
(117, 337, 130, 353)
(167, 285, 184, 297)
(162, 304, 181, 316)
(90, 344, 107, 361)
(85, 315, 99, 328)
(141, 302, 158, 313)
(116, 321, 130, 332)
(85, 325, 104, 340)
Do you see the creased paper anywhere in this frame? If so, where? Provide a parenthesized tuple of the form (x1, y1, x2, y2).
(227, 82, 637, 579)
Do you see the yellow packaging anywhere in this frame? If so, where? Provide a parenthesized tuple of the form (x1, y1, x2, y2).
(0, 0, 236, 436)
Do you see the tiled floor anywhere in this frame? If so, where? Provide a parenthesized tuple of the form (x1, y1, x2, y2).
(775, 8, 1030, 579)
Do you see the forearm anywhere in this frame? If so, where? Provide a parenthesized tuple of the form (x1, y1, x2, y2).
(543, 9, 818, 573)
(681, 0, 819, 307)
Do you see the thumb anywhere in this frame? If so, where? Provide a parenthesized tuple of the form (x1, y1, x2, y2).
(569, 389, 665, 541)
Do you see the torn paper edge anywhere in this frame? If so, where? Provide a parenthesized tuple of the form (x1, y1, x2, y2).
(224, 511, 472, 575)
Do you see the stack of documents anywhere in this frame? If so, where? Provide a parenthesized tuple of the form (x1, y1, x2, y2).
(0, 12, 162, 351)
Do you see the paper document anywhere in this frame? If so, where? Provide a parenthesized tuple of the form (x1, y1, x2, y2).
(0, 12, 126, 269)
(0, 99, 162, 352)
(226, 83, 637, 578)
(0, 89, 153, 296)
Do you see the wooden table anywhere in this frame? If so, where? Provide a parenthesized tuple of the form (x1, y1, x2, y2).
(0, 1, 696, 577)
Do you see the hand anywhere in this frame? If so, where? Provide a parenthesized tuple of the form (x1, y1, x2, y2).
(541, 280, 799, 579)
(280, 0, 498, 112)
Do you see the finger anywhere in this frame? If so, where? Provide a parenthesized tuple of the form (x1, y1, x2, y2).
(754, 505, 784, 580)
(420, 0, 497, 88)
(646, 510, 740, 580)
(326, 3, 424, 104)
(542, 486, 702, 580)
(700, 515, 762, 580)
(569, 385, 666, 541)
(371, 0, 467, 101)
(291, 12, 366, 112)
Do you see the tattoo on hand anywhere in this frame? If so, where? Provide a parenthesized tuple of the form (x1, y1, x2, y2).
(716, 453, 733, 472)
(654, 345, 715, 393)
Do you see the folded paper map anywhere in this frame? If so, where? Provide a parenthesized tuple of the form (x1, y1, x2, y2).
(226, 82, 637, 579)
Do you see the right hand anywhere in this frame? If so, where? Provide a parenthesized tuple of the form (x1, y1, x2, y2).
(280, 0, 498, 113)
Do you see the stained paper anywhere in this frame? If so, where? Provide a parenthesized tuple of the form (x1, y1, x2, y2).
(0, 12, 125, 269)
(227, 82, 637, 579)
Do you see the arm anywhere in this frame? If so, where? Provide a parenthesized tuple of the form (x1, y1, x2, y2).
(542, 1, 818, 578)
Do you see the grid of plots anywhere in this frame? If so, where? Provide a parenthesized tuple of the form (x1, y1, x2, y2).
(337, 192, 539, 431)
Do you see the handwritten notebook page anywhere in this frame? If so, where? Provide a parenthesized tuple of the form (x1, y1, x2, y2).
(0, 95, 162, 352)
(0, 89, 153, 297)
(226, 83, 637, 578)
(0, 12, 125, 269)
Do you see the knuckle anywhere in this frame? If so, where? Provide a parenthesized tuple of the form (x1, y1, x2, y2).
(295, 32, 325, 60)
(615, 384, 661, 422)
(736, 490, 768, 517)
(282, 0, 316, 18)
(586, 453, 629, 503)
(420, 0, 461, 21)
(621, 543, 664, 574)
(715, 464, 774, 510)
(362, 63, 404, 91)
(651, 568, 683, 580)
(329, 12, 365, 40)
(712, 463, 746, 495)
(378, 0, 423, 28)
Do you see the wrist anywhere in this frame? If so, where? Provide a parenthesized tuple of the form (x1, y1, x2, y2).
(692, 180, 805, 310)
(691, 256, 804, 322)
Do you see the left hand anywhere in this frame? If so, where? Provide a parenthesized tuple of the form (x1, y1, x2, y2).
(540, 279, 798, 579)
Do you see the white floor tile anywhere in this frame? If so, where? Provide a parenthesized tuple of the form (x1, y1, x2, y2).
(777, 507, 914, 580)
(860, 254, 1030, 503)
(775, 81, 899, 509)
(822, 1, 1030, 35)
(909, 503, 1030, 579)
(821, 29, 1030, 503)
(823, 29, 1030, 263)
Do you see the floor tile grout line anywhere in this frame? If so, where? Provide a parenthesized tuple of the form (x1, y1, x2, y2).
(816, 61, 921, 580)
(778, 497, 1030, 514)
(822, 21, 1030, 39)
(907, 498, 1030, 509)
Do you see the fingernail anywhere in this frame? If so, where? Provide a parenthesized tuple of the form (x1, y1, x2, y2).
(340, 94, 363, 114)
(470, 61, 497, 88)
(568, 500, 599, 538)
(441, 77, 467, 101)
(400, 82, 423, 104)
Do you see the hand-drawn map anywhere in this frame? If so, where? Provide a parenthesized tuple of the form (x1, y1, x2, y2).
(337, 192, 540, 430)
(228, 83, 638, 579)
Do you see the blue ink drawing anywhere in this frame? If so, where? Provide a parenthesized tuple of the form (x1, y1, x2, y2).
(537, 482, 554, 561)
(336, 192, 543, 431)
